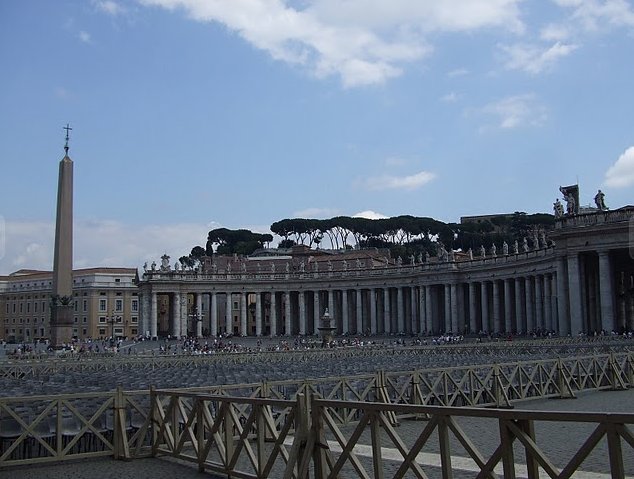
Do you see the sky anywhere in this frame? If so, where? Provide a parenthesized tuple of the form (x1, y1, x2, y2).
(1, 0, 633, 275)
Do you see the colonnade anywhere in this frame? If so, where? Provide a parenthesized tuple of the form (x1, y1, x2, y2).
(140, 271, 566, 338)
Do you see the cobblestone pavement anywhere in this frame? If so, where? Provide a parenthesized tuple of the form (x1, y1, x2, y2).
(4, 388, 633, 479)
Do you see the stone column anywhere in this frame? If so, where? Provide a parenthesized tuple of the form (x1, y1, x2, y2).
(557, 257, 569, 335)
(196, 293, 203, 338)
(356, 289, 363, 335)
(255, 292, 263, 336)
(468, 283, 477, 334)
(410, 287, 418, 335)
(383, 288, 391, 334)
(444, 284, 451, 333)
(525, 277, 534, 333)
(425, 285, 433, 334)
(225, 293, 232, 336)
(150, 292, 158, 339)
(598, 251, 615, 332)
(504, 279, 513, 333)
(240, 293, 248, 336)
(450, 283, 459, 333)
(480, 282, 489, 333)
(313, 291, 320, 334)
(270, 292, 277, 337)
(341, 290, 349, 335)
(397, 287, 405, 333)
(299, 291, 306, 335)
(514, 278, 523, 334)
(567, 254, 583, 335)
(370, 288, 377, 335)
(210, 292, 218, 337)
(419, 286, 426, 334)
(284, 291, 292, 335)
(535, 275, 544, 331)
(328, 290, 335, 332)
(172, 292, 181, 338)
(544, 274, 552, 332)
(550, 275, 558, 333)
(140, 291, 149, 338)
(492, 280, 501, 333)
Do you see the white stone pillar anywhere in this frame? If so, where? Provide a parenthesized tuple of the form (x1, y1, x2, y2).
(469, 282, 477, 334)
(225, 293, 232, 336)
(493, 280, 502, 333)
(567, 254, 583, 335)
(383, 288, 391, 334)
(255, 292, 263, 336)
(172, 292, 181, 338)
(425, 285, 433, 334)
(180, 294, 188, 337)
(328, 290, 335, 332)
(150, 292, 158, 339)
(525, 277, 534, 333)
(557, 257, 569, 335)
(270, 292, 277, 337)
(284, 291, 292, 335)
(410, 287, 418, 335)
(544, 274, 552, 332)
(397, 287, 405, 333)
(298, 291, 306, 336)
(370, 288, 377, 335)
(341, 290, 349, 335)
(196, 293, 203, 338)
(514, 278, 523, 334)
(480, 282, 489, 333)
(535, 275, 544, 331)
(356, 289, 363, 335)
(240, 293, 248, 336)
(504, 279, 513, 333)
(450, 283, 459, 333)
(550, 275, 558, 333)
(598, 251, 615, 332)
(313, 291, 320, 334)
(210, 292, 218, 337)
(444, 284, 451, 333)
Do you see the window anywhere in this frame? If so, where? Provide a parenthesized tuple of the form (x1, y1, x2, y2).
(99, 328, 106, 335)
(83, 317, 87, 323)
(74, 317, 78, 323)
(83, 300, 87, 312)
(74, 301, 78, 312)
(34, 302, 38, 313)
(27, 303, 30, 313)
(99, 299, 107, 312)
(233, 301, 238, 309)
(115, 278, 121, 283)
(131, 299, 138, 313)
(99, 317, 106, 324)
(19, 303, 23, 313)
(115, 299, 123, 312)
(131, 316, 138, 323)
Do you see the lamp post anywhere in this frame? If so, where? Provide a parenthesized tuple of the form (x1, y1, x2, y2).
(188, 306, 203, 338)
(106, 311, 121, 346)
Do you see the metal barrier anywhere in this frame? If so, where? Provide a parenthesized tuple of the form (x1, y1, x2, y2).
(1, 351, 633, 472)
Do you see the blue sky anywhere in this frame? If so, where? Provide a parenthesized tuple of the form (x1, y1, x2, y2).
(1, 0, 633, 274)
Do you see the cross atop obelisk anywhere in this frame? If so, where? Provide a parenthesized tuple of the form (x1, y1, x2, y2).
(50, 124, 75, 348)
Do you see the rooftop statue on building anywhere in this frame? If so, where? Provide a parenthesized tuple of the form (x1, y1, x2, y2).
(502, 241, 509, 255)
(467, 248, 473, 260)
(151, 261, 156, 271)
(417, 252, 423, 264)
(299, 260, 305, 272)
(410, 255, 415, 265)
(522, 237, 529, 252)
(160, 254, 171, 271)
(513, 240, 519, 254)
(143, 262, 148, 273)
(479, 244, 486, 258)
(553, 198, 564, 218)
(594, 189, 608, 211)
(490, 243, 497, 257)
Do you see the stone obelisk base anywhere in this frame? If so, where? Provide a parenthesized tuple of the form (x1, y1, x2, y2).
(50, 304, 74, 348)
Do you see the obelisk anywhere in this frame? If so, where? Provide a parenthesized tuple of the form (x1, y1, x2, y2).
(50, 124, 74, 348)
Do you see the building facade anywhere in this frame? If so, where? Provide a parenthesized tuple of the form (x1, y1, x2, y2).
(0, 268, 139, 343)
(137, 208, 634, 338)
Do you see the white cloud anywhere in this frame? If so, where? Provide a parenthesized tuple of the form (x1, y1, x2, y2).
(137, 0, 524, 86)
(440, 92, 458, 102)
(94, 0, 126, 16)
(353, 210, 389, 219)
(500, 41, 578, 74)
(481, 93, 547, 129)
(292, 207, 340, 218)
(554, 0, 634, 31)
(362, 170, 436, 191)
(540, 23, 571, 41)
(0, 219, 214, 275)
(78, 31, 92, 43)
(448, 68, 469, 77)
(604, 146, 634, 188)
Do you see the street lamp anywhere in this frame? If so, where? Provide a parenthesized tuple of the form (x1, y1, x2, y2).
(106, 311, 121, 346)
(188, 306, 203, 338)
